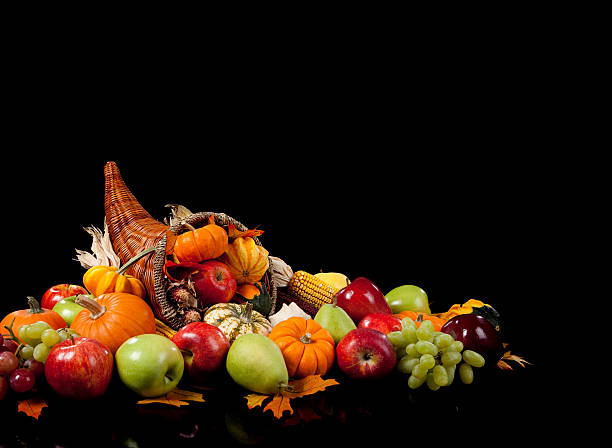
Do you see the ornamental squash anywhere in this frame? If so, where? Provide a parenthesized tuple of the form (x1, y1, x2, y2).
(268, 316, 335, 378)
(83, 247, 156, 298)
(234, 282, 272, 316)
(1, 297, 66, 336)
(202, 302, 272, 345)
(173, 214, 228, 263)
(221, 236, 269, 284)
(70, 293, 156, 354)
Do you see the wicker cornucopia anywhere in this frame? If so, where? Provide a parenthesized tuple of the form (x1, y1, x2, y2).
(102, 161, 277, 330)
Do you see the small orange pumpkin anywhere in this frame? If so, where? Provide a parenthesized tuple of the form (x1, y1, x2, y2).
(221, 236, 269, 284)
(268, 317, 335, 379)
(82, 246, 156, 298)
(70, 293, 156, 354)
(1, 297, 67, 337)
(393, 311, 447, 332)
(172, 214, 228, 263)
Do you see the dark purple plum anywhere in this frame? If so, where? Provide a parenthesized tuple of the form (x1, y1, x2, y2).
(441, 314, 503, 365)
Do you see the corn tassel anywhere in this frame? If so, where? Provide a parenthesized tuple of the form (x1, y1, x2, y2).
(287, 271, 339, 309)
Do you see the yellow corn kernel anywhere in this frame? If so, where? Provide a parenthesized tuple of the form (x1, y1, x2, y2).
(287, 271, 339, 309)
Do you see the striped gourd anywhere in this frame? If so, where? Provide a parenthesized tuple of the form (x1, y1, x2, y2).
(287, 271, 339, 310)
(202, 302, 272, 344)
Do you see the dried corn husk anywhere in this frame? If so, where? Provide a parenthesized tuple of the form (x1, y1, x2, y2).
(269, 302, 311, 327)
(269, 256, 294, 288)
(74, 219, 121, 269)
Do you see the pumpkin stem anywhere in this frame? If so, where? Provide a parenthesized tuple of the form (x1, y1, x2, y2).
(299, 332, 312, 344)
(116, 246, 157, 276)
(75, 295, 107, 320)
(27, 296, 44, 314)
(182, 221, 197, 232)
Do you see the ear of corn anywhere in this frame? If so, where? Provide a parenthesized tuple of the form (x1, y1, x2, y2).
(155, 318, 178, 339)
(287, 270, 339, 310)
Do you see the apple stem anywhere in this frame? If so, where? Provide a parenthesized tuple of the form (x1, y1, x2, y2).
(116, 246, 157, 276)
(75, 295, 107, 320)
(26, 296, 45, 314)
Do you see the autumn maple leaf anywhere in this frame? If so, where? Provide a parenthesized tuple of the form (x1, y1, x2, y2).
(245, 375, 339, 419)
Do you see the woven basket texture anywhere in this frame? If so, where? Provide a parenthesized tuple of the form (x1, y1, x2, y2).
(103, 161, 277, 330)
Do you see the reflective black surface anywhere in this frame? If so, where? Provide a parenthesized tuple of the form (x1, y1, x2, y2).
(3, 149, 550, 447)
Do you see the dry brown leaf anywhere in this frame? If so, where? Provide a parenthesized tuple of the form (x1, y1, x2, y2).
(500, 351, 532, 368)
(17, 396, 48, 419)
(137, 388, 206, 407)
(244, 375, 339, 419)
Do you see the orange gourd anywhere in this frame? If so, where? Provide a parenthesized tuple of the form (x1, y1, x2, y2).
(234, 282, 263, 301)
(221, 236, 269, 284)
(70, 293, 156, 354)
(172, 214, 228, 263)
(1, 297, 66, 336)
(268, 317, 335, 379)
(83, 247, 156, 299)
(393, 311, 447, 332)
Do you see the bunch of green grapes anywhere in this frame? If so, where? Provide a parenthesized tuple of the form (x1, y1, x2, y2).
(387, 317, 485, 390)
(17, 321, 80, 363)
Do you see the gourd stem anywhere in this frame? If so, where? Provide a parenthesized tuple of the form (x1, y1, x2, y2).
(116, 246, 157, 276)
(75, 295, 107, 320)
(26, 296, 44, 314)
(242, 302, 253, 323)
(300, 332, 312, 344)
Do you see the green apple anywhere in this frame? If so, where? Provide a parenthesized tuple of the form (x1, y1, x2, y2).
(226, 333, 288, 395)
(314, 303, 356, 344)
(385, 285, 431, 314)
(52, 295, 86, 326)
(115, 334, 184, 397)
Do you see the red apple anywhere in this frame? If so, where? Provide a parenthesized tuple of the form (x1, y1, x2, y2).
(358, 313, 402, 335)
(41, 284, 89, 310)
(45, 337, 114, 400)
(336, 328, 396, 379)
(191, 260, 237, 306)
(335, 277, 392, 324)
(172, 322, 230, 382)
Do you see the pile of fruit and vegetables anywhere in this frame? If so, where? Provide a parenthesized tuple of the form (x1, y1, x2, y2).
(0, 162, 529, 422)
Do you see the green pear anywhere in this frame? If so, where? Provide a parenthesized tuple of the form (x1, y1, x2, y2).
(226, 333, 288, 395)
(385, 285, 431, 314)
(314, 303, 356, 344)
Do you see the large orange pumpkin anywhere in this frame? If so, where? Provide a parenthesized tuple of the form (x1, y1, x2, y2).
(268, 317, 335, 379)
(1, 297, 66, 337)
(70, 293, 156, 354)
(173, 214, 228, 263)
(393, 311, 447, 332)
(221, 236, 269, 284)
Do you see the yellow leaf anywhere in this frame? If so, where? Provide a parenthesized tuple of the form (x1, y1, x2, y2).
(245, 394, 268, 409)
(17, 396, 48, 419)
(243, 375, 339, 419)
(137, 388, 206, 407)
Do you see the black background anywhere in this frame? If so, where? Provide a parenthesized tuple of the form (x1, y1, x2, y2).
(0, 39, 561, 445)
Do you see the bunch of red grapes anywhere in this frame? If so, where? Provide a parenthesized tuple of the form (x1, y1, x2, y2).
(0, 330, 44, 400)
